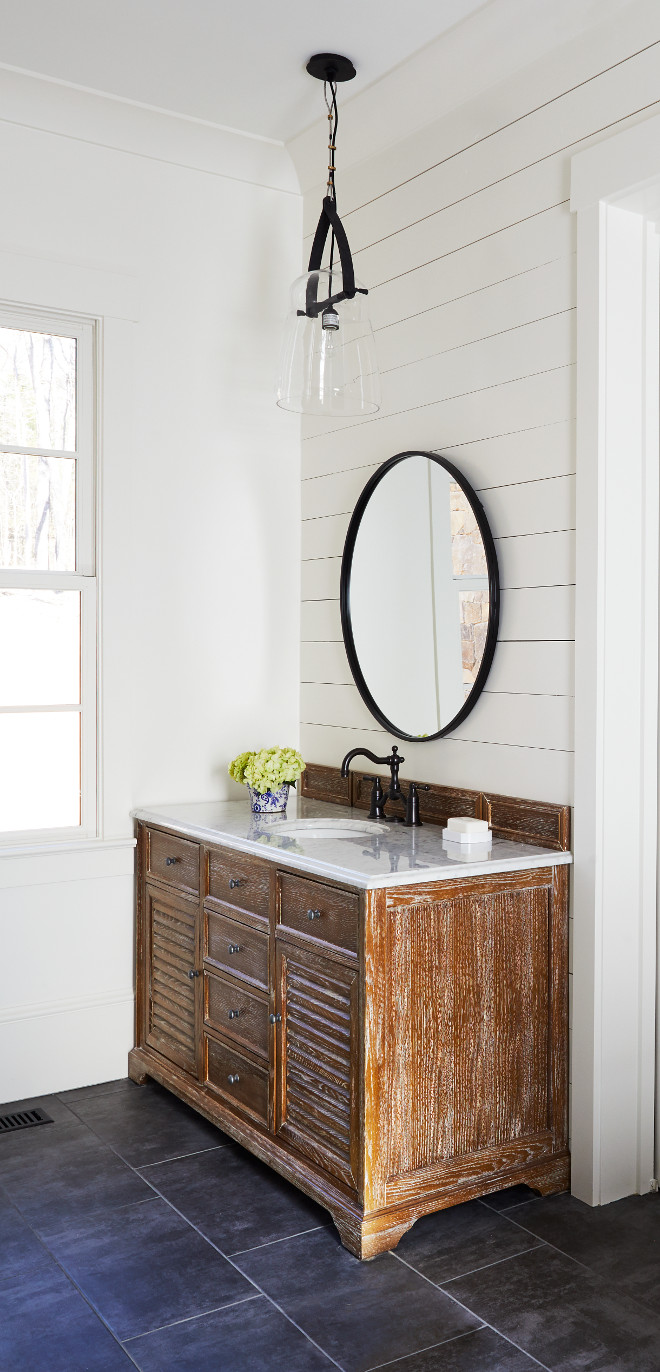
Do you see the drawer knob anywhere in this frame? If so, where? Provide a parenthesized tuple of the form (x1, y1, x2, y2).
(165, 857, 179, 866)
(269, 1013, 281, 1024)
(227, 943, 241, 955)
(228, 1009, 241, 1019)
(307, 908, 322, 921)
(229, 878, 243, 889)
(228, 1074, 240, 1085)
(187, 969, 200, 980)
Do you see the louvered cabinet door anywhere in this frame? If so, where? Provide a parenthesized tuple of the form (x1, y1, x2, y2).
(144, 883, 199, 1075)
(275, 940, 359, 1191)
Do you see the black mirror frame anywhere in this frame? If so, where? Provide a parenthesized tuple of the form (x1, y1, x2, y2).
(339, 449, 500, 742)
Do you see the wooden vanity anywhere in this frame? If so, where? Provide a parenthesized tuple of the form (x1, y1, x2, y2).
(129, 765, 571, 1259)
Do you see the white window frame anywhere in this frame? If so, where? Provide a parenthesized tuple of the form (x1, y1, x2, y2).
(0, 303, 98, 843)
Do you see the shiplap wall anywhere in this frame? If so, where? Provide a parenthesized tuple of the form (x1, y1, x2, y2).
(295, 5, 660, 805)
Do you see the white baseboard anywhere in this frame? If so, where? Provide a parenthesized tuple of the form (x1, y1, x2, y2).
(0, 988, 135, 1102)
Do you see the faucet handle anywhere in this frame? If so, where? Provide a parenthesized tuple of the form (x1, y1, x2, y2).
(363, 774, 387, 820)
(404, 782, 430, 828)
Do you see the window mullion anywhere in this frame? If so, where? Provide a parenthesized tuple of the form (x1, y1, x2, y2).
(0, 571, 91, 591)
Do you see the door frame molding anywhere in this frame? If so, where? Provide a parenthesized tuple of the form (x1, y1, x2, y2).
(571, 112, 660, 1203)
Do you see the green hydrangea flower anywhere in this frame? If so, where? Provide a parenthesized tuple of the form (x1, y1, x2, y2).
(228, 746, 305, 794)
(228, 750, 253, 785)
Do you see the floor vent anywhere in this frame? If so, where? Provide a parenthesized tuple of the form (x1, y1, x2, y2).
(0, 1108, 54, 1134)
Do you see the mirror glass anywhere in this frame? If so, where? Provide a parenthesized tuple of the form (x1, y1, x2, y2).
(341, 451, 499, 741)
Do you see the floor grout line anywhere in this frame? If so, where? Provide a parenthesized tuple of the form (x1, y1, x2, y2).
(123, 1293, 262, 1342)
(137, 1143, 228, 1168)
(491, 1208, 599, 1275)
(363, 1325, 487, 1371)
(229, 1222, 330, 1257)
(391, 1250, 554, 1372)
(437, 1242, 547, 1286)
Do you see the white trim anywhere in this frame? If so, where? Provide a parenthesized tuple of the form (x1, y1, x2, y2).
(0, 61, 284, 148)
(571, 115, 660, 1204)
(571, 109, 660, 214)
(0, 837, 135, 889)
(0, 837, 135, 857)
(0, 986, 134, 1026)
(0, 249, 139, 323)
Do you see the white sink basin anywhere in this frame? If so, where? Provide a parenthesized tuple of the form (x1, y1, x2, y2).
(270, 818, 389, 841)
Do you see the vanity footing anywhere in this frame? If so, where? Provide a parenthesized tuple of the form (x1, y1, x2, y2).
(332, 1153, 571, 1260)
(127, 1050, 150, 1085)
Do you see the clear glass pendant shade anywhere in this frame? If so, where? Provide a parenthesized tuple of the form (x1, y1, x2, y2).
(276, 267, 380, 417)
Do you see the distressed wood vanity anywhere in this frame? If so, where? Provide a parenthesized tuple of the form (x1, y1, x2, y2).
(129, 764, 571, 1259)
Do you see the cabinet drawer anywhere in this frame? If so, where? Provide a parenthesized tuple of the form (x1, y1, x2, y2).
(147, 828, 200, 896)
(205, 970, 269, 1059)
(205, 909, 269, 990)
(206, 1035, 268, 1124)
(278, 872, 359, 956)
(207, 846, 270, 921)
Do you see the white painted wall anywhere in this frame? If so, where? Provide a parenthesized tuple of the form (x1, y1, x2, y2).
(0, 70, 301, 1100)
(291, 0, 660, 809)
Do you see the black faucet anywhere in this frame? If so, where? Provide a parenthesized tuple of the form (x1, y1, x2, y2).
(341, 745, 426, 825)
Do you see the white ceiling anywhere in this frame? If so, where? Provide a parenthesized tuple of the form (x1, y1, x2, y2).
(0, 0, 490, 144)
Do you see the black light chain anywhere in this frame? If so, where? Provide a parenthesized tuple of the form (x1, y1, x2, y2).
(324, 79, 339, 277)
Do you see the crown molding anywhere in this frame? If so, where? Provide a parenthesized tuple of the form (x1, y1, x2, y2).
(0, 65, 299, 196)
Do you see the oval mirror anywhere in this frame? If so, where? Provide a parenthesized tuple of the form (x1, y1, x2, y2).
(340, 450, 499, 741)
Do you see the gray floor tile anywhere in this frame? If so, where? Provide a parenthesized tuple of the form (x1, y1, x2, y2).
(141, 1141, 328, 1254)
(0, 1186, 51, 1277)
(46, 1196, 255, 1340)
(480, 1185, 547, 1213)
(0, 1117, 153, 1236)
(0, 1259, 134, 1369)
(58, 1077, 136, 1103)
(373, 1326, 542, 1369)
(446, 1243, 660, 1370)
(235, 1227, 479, 1372)
(396, 1199, 542, 1284)
(509, 1191, 660, 1313)
(125, 1295, 334, 1370)
(67, 1078, 229, 1165)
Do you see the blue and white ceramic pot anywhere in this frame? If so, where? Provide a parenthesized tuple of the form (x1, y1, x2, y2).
(247, 783, 289, 814)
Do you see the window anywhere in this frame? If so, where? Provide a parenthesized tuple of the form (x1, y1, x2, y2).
(0, 307, 96, 839)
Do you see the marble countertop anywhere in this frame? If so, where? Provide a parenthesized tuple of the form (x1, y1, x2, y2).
(132, 796, 572, 891)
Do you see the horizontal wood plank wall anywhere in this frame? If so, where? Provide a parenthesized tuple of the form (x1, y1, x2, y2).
(298, 20, 660, 806)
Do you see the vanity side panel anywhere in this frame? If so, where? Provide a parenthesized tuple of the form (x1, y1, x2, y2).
(381, 867, 564, 1204)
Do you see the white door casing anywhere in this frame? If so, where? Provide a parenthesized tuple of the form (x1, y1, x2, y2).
(571, 113, 660, 1204)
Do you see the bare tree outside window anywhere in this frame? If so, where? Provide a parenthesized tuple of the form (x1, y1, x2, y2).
(0, 313, 95, 837)
(0, 329, 77, 570)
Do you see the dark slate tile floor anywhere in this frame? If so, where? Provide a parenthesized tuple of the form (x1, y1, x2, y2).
(0, 1079, 659, 1370)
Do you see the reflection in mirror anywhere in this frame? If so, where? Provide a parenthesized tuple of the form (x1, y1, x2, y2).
(342, 452, 498, 741)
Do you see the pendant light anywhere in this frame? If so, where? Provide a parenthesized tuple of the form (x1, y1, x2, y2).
(276, 53, 381, 418)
